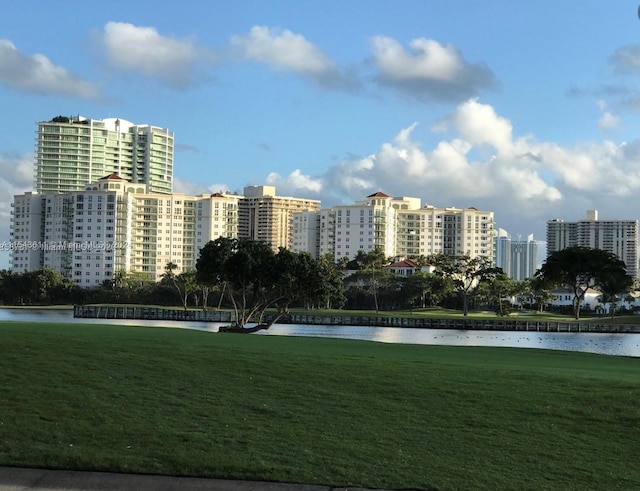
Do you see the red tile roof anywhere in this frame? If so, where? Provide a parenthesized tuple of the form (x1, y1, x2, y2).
(386, 258, 418, 268)
(98, 173, 127, 181)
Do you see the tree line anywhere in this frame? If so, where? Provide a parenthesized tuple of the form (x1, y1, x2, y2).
(0, 242, 635, 323)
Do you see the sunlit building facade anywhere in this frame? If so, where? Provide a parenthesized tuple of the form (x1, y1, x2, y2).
(546, 210, 639, 279)
(292, 192, 495, 263)
(238, 185, 320, 251)
(11, 175, 240, 286)
(35, 115, 173, 194)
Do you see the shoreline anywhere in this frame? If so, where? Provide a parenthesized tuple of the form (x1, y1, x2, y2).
(72, 304, 640, 334)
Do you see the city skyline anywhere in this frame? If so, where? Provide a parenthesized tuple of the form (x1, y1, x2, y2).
(3, 2, 640, 268)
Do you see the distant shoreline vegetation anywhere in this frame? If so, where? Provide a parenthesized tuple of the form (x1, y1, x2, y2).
(2, 245, 637, 323)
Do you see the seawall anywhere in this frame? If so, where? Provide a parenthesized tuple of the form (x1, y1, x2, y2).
(72, 305, 640, 333)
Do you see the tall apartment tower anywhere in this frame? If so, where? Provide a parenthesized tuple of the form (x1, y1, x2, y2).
(238, 185, 320, 251)
(292, 192, 495, 263)
(35, 115, 173, 194)
(495, 229, 539, 280)
(546, 210, 639, 278)
(395, 204, 495, 260)
(11, 174, 242, 285)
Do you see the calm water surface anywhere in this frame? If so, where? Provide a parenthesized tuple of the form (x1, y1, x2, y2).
(2, 308, 640, 358)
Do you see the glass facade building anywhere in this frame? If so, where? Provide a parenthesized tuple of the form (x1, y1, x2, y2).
(35, 116, 173, 195)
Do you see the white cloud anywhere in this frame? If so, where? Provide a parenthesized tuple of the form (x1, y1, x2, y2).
(0, 40, 99, 99)
(172, 177, 212, 196)
(370, 36, 496, 102)
(230, 26, 358, 90)
(372, 37, 464, 82)
(266, 169, 323, 195)
(435, 98, 513, 153)
(0, 153, 35, 267)
(598, 111, 620, 130)
(260, 99, 640, 241)
(95, 22, 214, 88)
(207, 183, 233, 194)
(597, 100, 620, 130)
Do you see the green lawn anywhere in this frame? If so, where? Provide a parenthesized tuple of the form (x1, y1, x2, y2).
(1, 321, 639, 490)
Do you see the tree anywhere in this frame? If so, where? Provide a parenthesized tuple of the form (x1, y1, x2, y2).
(109, 270, 153, 303)
(482, 272, 517, 316)
(400, 272, 444, 310)
(0, 268, 79, 305)
(521, 276, 557, 313)
(336, 255, 350, 272)
(355, 248, 387, 312)
(428, 254, 499, 316)
(196, 238, 336, 332)
(318, 254, 346, 309)
(162, 262, 199, 311)
(216, 238, 277, 331)
(536, 246, 630, 320)
(594, 267, 634, 319)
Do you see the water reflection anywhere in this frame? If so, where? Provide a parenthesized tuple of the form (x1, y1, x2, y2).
(1, 308, 639, 357)
(264, 323, 640, 357)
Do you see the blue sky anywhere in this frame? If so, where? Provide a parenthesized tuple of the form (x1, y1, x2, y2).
(2, 1, 640, 268)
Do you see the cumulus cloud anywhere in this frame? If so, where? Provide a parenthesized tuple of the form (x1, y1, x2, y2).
(0, 40, 99, 99)
(370, 36, 496, 102)
(94, 22, 215, 88)
(263, 99, 640, 240)
(230, 26, 359, 90)
(266, 169, 323, 197)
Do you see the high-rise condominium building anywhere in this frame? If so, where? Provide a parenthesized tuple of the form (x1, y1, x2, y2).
(11, 174, 239, 286)
(495, 229, 540, 281)
(238, 185, 321, 251)
(292, 192, 495, 262)
(35, 115, 173, 194)
(546, 210, 639, 278)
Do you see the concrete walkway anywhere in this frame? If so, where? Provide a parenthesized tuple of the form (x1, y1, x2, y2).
(0, 467, 389, 491)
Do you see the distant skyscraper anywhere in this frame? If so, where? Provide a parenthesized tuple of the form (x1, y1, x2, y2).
(494, 229, 540, 281)
(546, 210, 639, 279)
(495, 229, 512, 276)
(35, 115, 174, 194)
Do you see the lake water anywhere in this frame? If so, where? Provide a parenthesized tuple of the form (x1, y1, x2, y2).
(2, 308, 640, 358)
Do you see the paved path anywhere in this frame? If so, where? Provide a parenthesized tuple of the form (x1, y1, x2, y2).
(0, 467, 389, 491)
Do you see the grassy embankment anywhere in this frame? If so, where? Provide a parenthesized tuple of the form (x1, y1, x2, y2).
(1, 321, 639, 490)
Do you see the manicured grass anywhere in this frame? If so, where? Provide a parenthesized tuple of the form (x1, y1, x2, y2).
(1, 321, 639, 490)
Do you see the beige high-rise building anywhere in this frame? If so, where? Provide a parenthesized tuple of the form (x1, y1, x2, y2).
(395, 204, 495, 259)
(238, 185, 320, 251)
(292, 192, 495, 262)
(11, 174, 241, 286)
